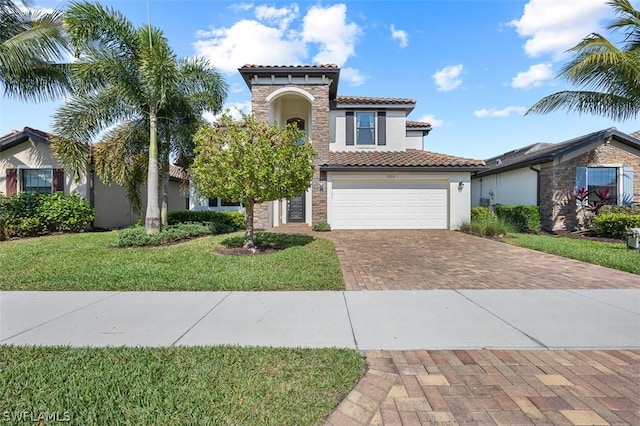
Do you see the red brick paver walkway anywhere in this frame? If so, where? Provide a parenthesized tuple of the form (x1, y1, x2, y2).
(324, 230, 640, 290)
(325, 350, 640, 426)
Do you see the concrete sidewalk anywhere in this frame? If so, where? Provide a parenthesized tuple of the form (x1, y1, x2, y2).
(2, 289, 639, 350)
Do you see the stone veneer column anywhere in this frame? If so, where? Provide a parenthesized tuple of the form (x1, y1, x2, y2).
(249, 84, 331, 229)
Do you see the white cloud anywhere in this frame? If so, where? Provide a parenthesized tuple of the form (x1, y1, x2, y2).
(193, 19, 306, 74)
(390, 24, 408, 48)
(432, 64, 463, 92)
(509, 0, 610, 58)
(302, 4, 361, 66)
(511, 63, 553, 89)
(417, 114, 444, 128)
(194, 3, 363, 75)
(473, 106, 527, 118)
(255, 4, 299, 30)
(203, 101, 251, 123)
(340, 67, 366, 86)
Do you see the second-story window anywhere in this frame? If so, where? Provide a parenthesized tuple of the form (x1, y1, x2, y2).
(356, 112, 375, 145)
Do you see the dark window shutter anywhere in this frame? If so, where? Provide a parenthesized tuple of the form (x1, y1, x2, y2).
(53, 169, 64, 193)
(377, 112, 386, 146)
(6, 168, 17, 195)
(345, 111, 354, 146)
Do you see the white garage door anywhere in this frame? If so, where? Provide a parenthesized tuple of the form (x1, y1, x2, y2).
(330, 179, 448, 229)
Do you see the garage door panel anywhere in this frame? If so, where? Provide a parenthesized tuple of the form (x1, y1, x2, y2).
(330, 179, 448, 230)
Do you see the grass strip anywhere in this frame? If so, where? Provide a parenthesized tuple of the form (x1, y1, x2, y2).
(0, 232, 344, 291)
(0, 346, 365, 425)
(503, 233, 640, 274)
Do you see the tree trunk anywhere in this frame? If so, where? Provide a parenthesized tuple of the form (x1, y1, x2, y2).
(244, 201, 255, 249)
(145, 112, 161, 234)
(160, 129, 170, 228)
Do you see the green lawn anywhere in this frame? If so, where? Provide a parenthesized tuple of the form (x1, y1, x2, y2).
(503, 233, 640, 274)
(0, 231, 344, 291)
(0, 346, 365, 425)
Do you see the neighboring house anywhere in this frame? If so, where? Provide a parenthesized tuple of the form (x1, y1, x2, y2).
(0, 127, 188, 229)
(194, 64, 486, 230)
(471, 128, 640, 231)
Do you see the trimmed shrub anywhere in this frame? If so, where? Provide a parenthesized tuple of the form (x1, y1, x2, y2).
(470, 206, 497, 223)
(168, 210, 245, 230)
(494, 205, 541, 233)
(312, 221, 331, 232)
(114, 223, 213, 247)
(0, 192, 94, 238)
(593, 213, 640, 239)
(459, 218, 513, 238)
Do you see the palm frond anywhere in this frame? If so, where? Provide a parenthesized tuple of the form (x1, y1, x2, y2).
(526, 90, 637, 121)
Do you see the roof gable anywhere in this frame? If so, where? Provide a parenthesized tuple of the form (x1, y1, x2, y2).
(0, 127, 52, 151)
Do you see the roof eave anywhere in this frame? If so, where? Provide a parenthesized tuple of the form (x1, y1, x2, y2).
(321, 165, 487, 173)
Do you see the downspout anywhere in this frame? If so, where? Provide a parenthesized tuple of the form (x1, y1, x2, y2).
(529, 165, 541, 206)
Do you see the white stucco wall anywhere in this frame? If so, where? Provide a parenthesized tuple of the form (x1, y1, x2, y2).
(471, 167, 538, 208)
(330, 110, 414, 152)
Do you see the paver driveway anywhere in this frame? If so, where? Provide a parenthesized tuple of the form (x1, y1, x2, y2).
(326, 230, 640, 290)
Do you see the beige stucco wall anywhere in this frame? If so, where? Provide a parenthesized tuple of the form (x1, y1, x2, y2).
(330, 109, 414, 152)
(471, 168, 538, 208)
(0, 139, 89, 197)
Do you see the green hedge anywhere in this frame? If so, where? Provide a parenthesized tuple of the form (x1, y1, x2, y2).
(470, 206, 497, 223)
(593, 213, 640, 239)
(0, 192, 95, 238)
(494, 205, 541, 233)
(114, 223, 215, 247)
(168, 210, 246, 230)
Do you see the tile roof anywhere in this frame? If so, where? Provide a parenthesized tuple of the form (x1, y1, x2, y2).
(335, 95, 415, 105)
(169, 164, 188, 181)
(324, 149, 485, 169)
(476, 127, 640, 177)
(0, 127, 52, 148)
(406, 121, 431, 128)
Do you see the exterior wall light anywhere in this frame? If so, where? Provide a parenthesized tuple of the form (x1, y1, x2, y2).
(458, 181, 464, 192)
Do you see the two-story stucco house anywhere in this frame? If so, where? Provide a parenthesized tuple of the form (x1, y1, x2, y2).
(191, 64, 486, 230)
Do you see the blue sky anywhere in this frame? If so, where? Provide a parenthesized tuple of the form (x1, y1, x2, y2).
(2, 0, 639, 159)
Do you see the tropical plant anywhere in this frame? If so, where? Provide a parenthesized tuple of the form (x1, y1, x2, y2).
(92, 57, 227, 224)
(0, 0, 70, 101)
(527, 0, 640, 121)
(191, 114, 316, 249)
(52, 1, 181, 234)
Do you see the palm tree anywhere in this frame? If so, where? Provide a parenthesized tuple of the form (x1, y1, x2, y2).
(527, 0, 640, 121)
(52, 1, 180, 234)
(1, 0, 70, 101)
(90, 57, 227, 225)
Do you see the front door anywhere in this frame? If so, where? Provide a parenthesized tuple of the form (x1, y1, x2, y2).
(287, 193, 305, 222)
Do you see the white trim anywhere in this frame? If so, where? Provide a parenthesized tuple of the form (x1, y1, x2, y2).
(266, 87, 315, 103)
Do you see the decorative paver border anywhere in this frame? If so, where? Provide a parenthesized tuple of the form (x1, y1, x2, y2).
(325, 350, 640, 425)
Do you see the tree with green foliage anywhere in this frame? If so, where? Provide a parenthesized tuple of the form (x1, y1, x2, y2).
(527, 0, 640, 121)
(52, 1, 181, 235)
(1, 0, 70, 101)
(90, 57, 227, 225)
(191, 114, 316, 249)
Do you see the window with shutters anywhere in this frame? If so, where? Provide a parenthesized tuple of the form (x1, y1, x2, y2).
(346, 111, 387, 146)
(576, 166, 634, 206)
(22, 169, 53, 194)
